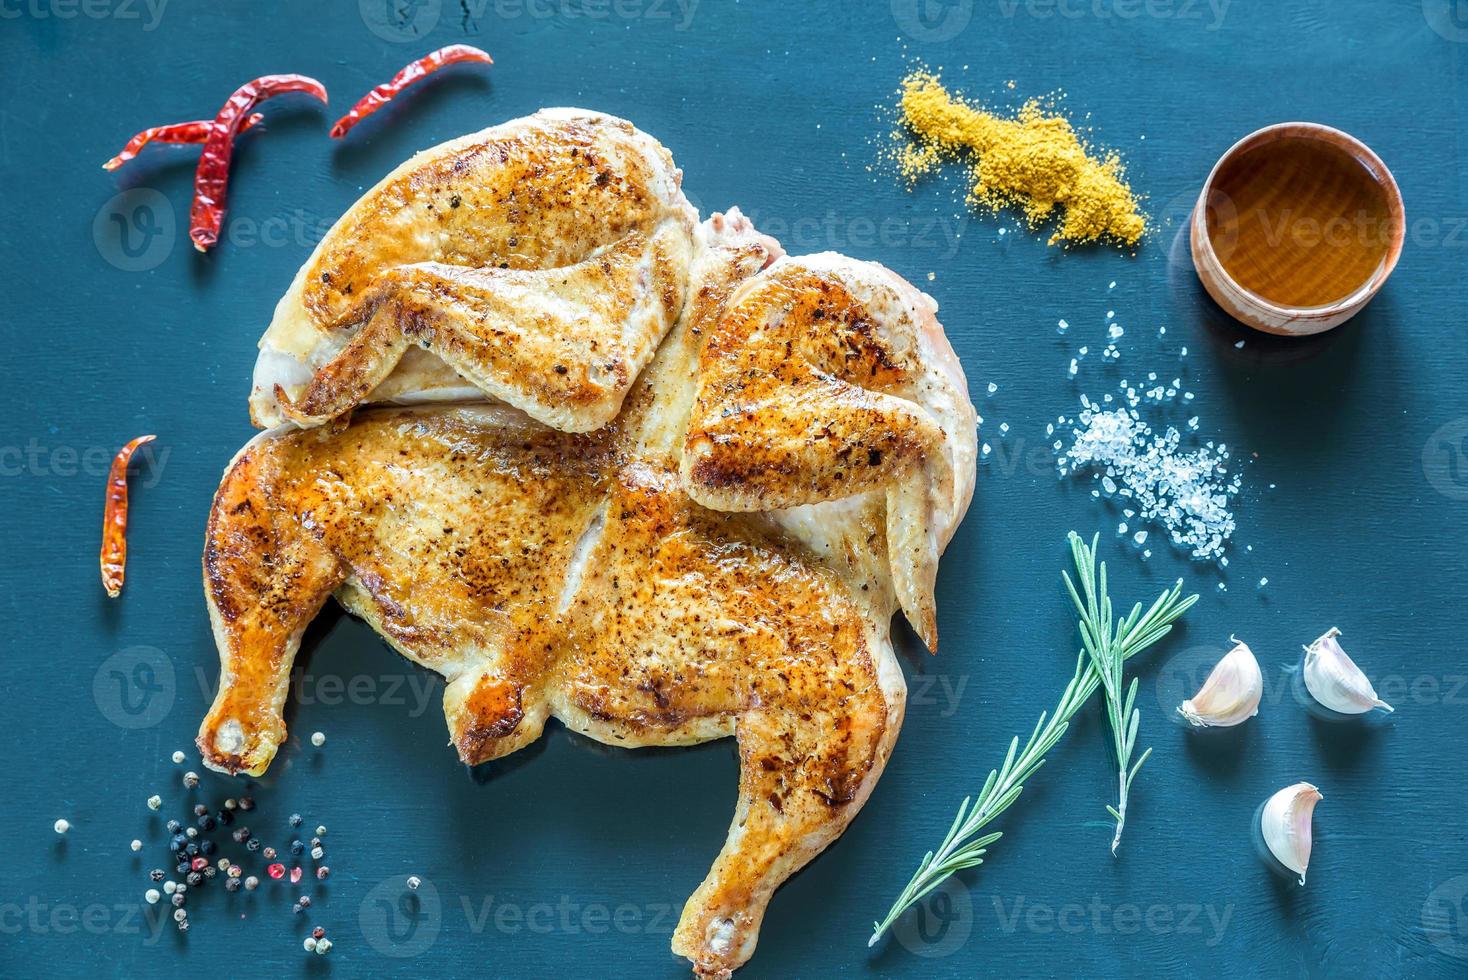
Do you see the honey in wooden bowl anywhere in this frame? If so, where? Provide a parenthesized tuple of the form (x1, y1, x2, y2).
(1189, 123, 1404, 336)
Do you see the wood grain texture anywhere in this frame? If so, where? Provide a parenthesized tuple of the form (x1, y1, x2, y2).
(1, 2, 1466, 978)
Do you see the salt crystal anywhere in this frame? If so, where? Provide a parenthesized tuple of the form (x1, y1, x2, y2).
(981, 443, 992, 457)
(999, 422, 1010, 434)
(1234, 340, 1245, 349)
(1258, 577, 1268, 588)
(1180, 346, 1188, 357)
(987, 382, 998, 395)
(1108, 281, 1116, 289)
(1106, 310, 1115, 319)
(1068, 359, 1078, 377)
(1108, 324, 1124, 340)
(1053, 406, 1242, 562)
(1058, 318, 1069, 331)
(1079, 346, 1089, 356)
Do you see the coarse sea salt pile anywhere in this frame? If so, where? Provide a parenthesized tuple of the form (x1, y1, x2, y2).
(1053, 395, 1242, 562)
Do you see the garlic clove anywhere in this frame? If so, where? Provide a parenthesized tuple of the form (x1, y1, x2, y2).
(1303, 628, 1393, 715)
(1260, 782, 1322, 885)
(1178, 638, 1263, 728)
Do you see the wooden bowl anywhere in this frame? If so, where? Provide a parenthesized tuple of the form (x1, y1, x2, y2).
(1189, 122, 1405, 336)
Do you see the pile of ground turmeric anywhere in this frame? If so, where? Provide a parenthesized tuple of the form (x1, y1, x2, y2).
(897, 71, 1145, 248)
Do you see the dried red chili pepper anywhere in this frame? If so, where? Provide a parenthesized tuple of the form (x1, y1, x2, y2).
(330, 45, 493, 139)
(190, 74, 328, 253)
(104, 114, 264, 172)
(100, 435, 156, 598)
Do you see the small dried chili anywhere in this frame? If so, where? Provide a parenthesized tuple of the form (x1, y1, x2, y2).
(100, 435, 156, 598)
(104, 114, 264, 171)
(190, 74, 328, 253)
(330, 45, 493, 139)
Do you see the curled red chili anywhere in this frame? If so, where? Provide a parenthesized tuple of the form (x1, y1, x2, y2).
(190, 74, 328, 253)
(330, 45, 493, 139)
(100, 435, 156, 598)
(103, 114, 264, 171)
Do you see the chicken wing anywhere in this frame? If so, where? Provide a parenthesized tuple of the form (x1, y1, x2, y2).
(251, 108, 697, 431)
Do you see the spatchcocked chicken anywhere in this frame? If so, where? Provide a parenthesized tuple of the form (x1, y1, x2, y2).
(198, 110, 977, 978)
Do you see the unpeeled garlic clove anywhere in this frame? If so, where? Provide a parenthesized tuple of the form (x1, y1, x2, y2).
(1260, 782, 1322, 885)
(1178, 639, 1263, 728)
(1303, 628, 1393, 715)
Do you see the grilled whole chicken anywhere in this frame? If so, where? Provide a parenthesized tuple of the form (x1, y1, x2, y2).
(200, 119, 977, 977)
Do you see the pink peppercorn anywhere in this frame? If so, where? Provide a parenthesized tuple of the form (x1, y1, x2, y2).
(267, 863, 285, 879)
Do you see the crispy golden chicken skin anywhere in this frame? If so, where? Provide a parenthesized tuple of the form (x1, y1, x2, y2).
(251, 108, 696, 432)
(201, 211, 975, 977)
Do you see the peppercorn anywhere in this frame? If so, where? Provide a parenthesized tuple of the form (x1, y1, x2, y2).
(315, 826, 326, 837)
(289, 813, 302, 828)
(244, 876, 259, 890)
(217, 809, 234, 826)
(185, 827, 198, 839)
(172, 750, 186, 764)
(311, 846, 324, 861)
(183, 771, 200, 789)
(145, 889, 160, 904)
(173, 908, 187, 922)
(147, 795, 162, 811)
(203, 866, 217, 879)
(169, 834, 187, 852)
(184, 843, 200, 857)
(193, 804, 208, 817)
(198, 815, 216, 832)
(316, 866, 330, 880)
(227, 864, 242, 878)
(246, 838, 261, 852)
(312, 926, 325, 940)
(190, 857, 207, 871)
(176, 919, 190, 933)
(166, 820, 182, 834)
(200, 839, 216, 856)
(150, 869, 165, 882)
(310, 837, 322, 848)
(303, 938, 317, 953)
(172, 893, 186, 908)
(239, 796, 254, 811)
(232, 828, 249, 843)
(225, 878, 241, 893)
(130, 839, 142, 852)
(176, 861, 189, 874)
(289, 840, 305, 856)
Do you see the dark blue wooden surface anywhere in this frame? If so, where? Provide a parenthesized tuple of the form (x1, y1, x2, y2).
(4, 1, 1467, 976)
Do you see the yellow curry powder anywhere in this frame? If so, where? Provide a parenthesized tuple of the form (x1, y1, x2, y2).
(897, 71, 1145, 247)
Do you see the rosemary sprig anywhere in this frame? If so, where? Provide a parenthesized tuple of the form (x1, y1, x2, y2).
(1062, 531, 1193, 855)
(868, 531, 1196, 948)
